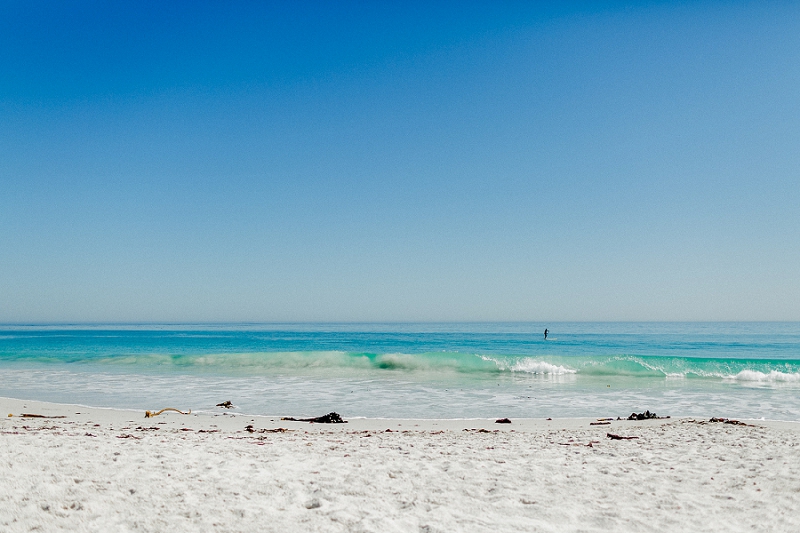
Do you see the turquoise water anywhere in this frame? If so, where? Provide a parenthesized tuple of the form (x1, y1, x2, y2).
(1, 323, 798, 420)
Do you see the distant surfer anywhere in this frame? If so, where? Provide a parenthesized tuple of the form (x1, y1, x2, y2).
(544, 328, 548, 340)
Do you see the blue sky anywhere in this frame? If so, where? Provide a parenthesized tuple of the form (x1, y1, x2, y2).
(1, 1, 798, 322)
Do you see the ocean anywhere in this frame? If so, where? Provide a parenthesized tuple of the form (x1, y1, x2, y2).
(1, 322, 798, 420)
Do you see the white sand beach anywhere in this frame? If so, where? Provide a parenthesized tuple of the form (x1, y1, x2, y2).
(2, 397, 799, 533)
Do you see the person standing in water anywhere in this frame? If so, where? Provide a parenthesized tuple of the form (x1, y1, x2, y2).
(544, 328, 548, 340)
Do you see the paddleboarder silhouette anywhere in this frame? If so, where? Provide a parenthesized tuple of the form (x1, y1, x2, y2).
(544, 328, 548, 340)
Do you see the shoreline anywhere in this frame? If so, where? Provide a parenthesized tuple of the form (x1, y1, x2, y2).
(4, 395, 800, 431)
(3, 397, 800, 532)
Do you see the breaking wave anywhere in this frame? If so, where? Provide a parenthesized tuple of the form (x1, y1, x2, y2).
(3, 347, 798, 385)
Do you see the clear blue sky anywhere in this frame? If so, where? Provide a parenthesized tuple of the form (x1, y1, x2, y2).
(1, 1, 798, 322)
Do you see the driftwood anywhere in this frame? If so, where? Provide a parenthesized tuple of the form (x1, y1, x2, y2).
(144, 408, 191, 418)
(607, 433, 639, 440)
(281, 412, 347, 424)
(20, 414, 67, 419)
(495, 418, 512, 424)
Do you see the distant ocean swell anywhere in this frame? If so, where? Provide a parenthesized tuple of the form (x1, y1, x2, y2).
(5, 350, 800, 383)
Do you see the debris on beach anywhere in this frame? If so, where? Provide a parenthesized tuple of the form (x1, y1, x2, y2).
(607, 433, 639, 440)
(281, 412, 347, 424)
(216, 401, 235, 409)
(709, 417, 751, 426)
(20, 414, 67, 419)
(495, 418, 512, 424)
(559, 440, 600, 447)
(245, 424, 289, 433)
(144, 408, 191, 418)
(590, 421, 611, 426)
(625, 410, 669, 421)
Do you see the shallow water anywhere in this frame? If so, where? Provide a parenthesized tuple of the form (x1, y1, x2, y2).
(1, 323, 798, 420)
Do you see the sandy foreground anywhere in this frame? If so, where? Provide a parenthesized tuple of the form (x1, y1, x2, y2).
(1, 397, 799, 533)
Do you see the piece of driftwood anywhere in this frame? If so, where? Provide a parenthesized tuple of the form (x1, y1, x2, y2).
(495, 418, 512, 424)
(607, 433, 639, 440)
(590, 421, 611, 425)
(280, 412, 347, 423)
(20, 414, 67, 419)
(144, 408, 191, 418)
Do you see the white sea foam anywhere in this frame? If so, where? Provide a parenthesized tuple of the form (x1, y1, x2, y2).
(512, 359, 576, 374)
(481, 356, 576, 375)
(730, 370, 800, 382)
